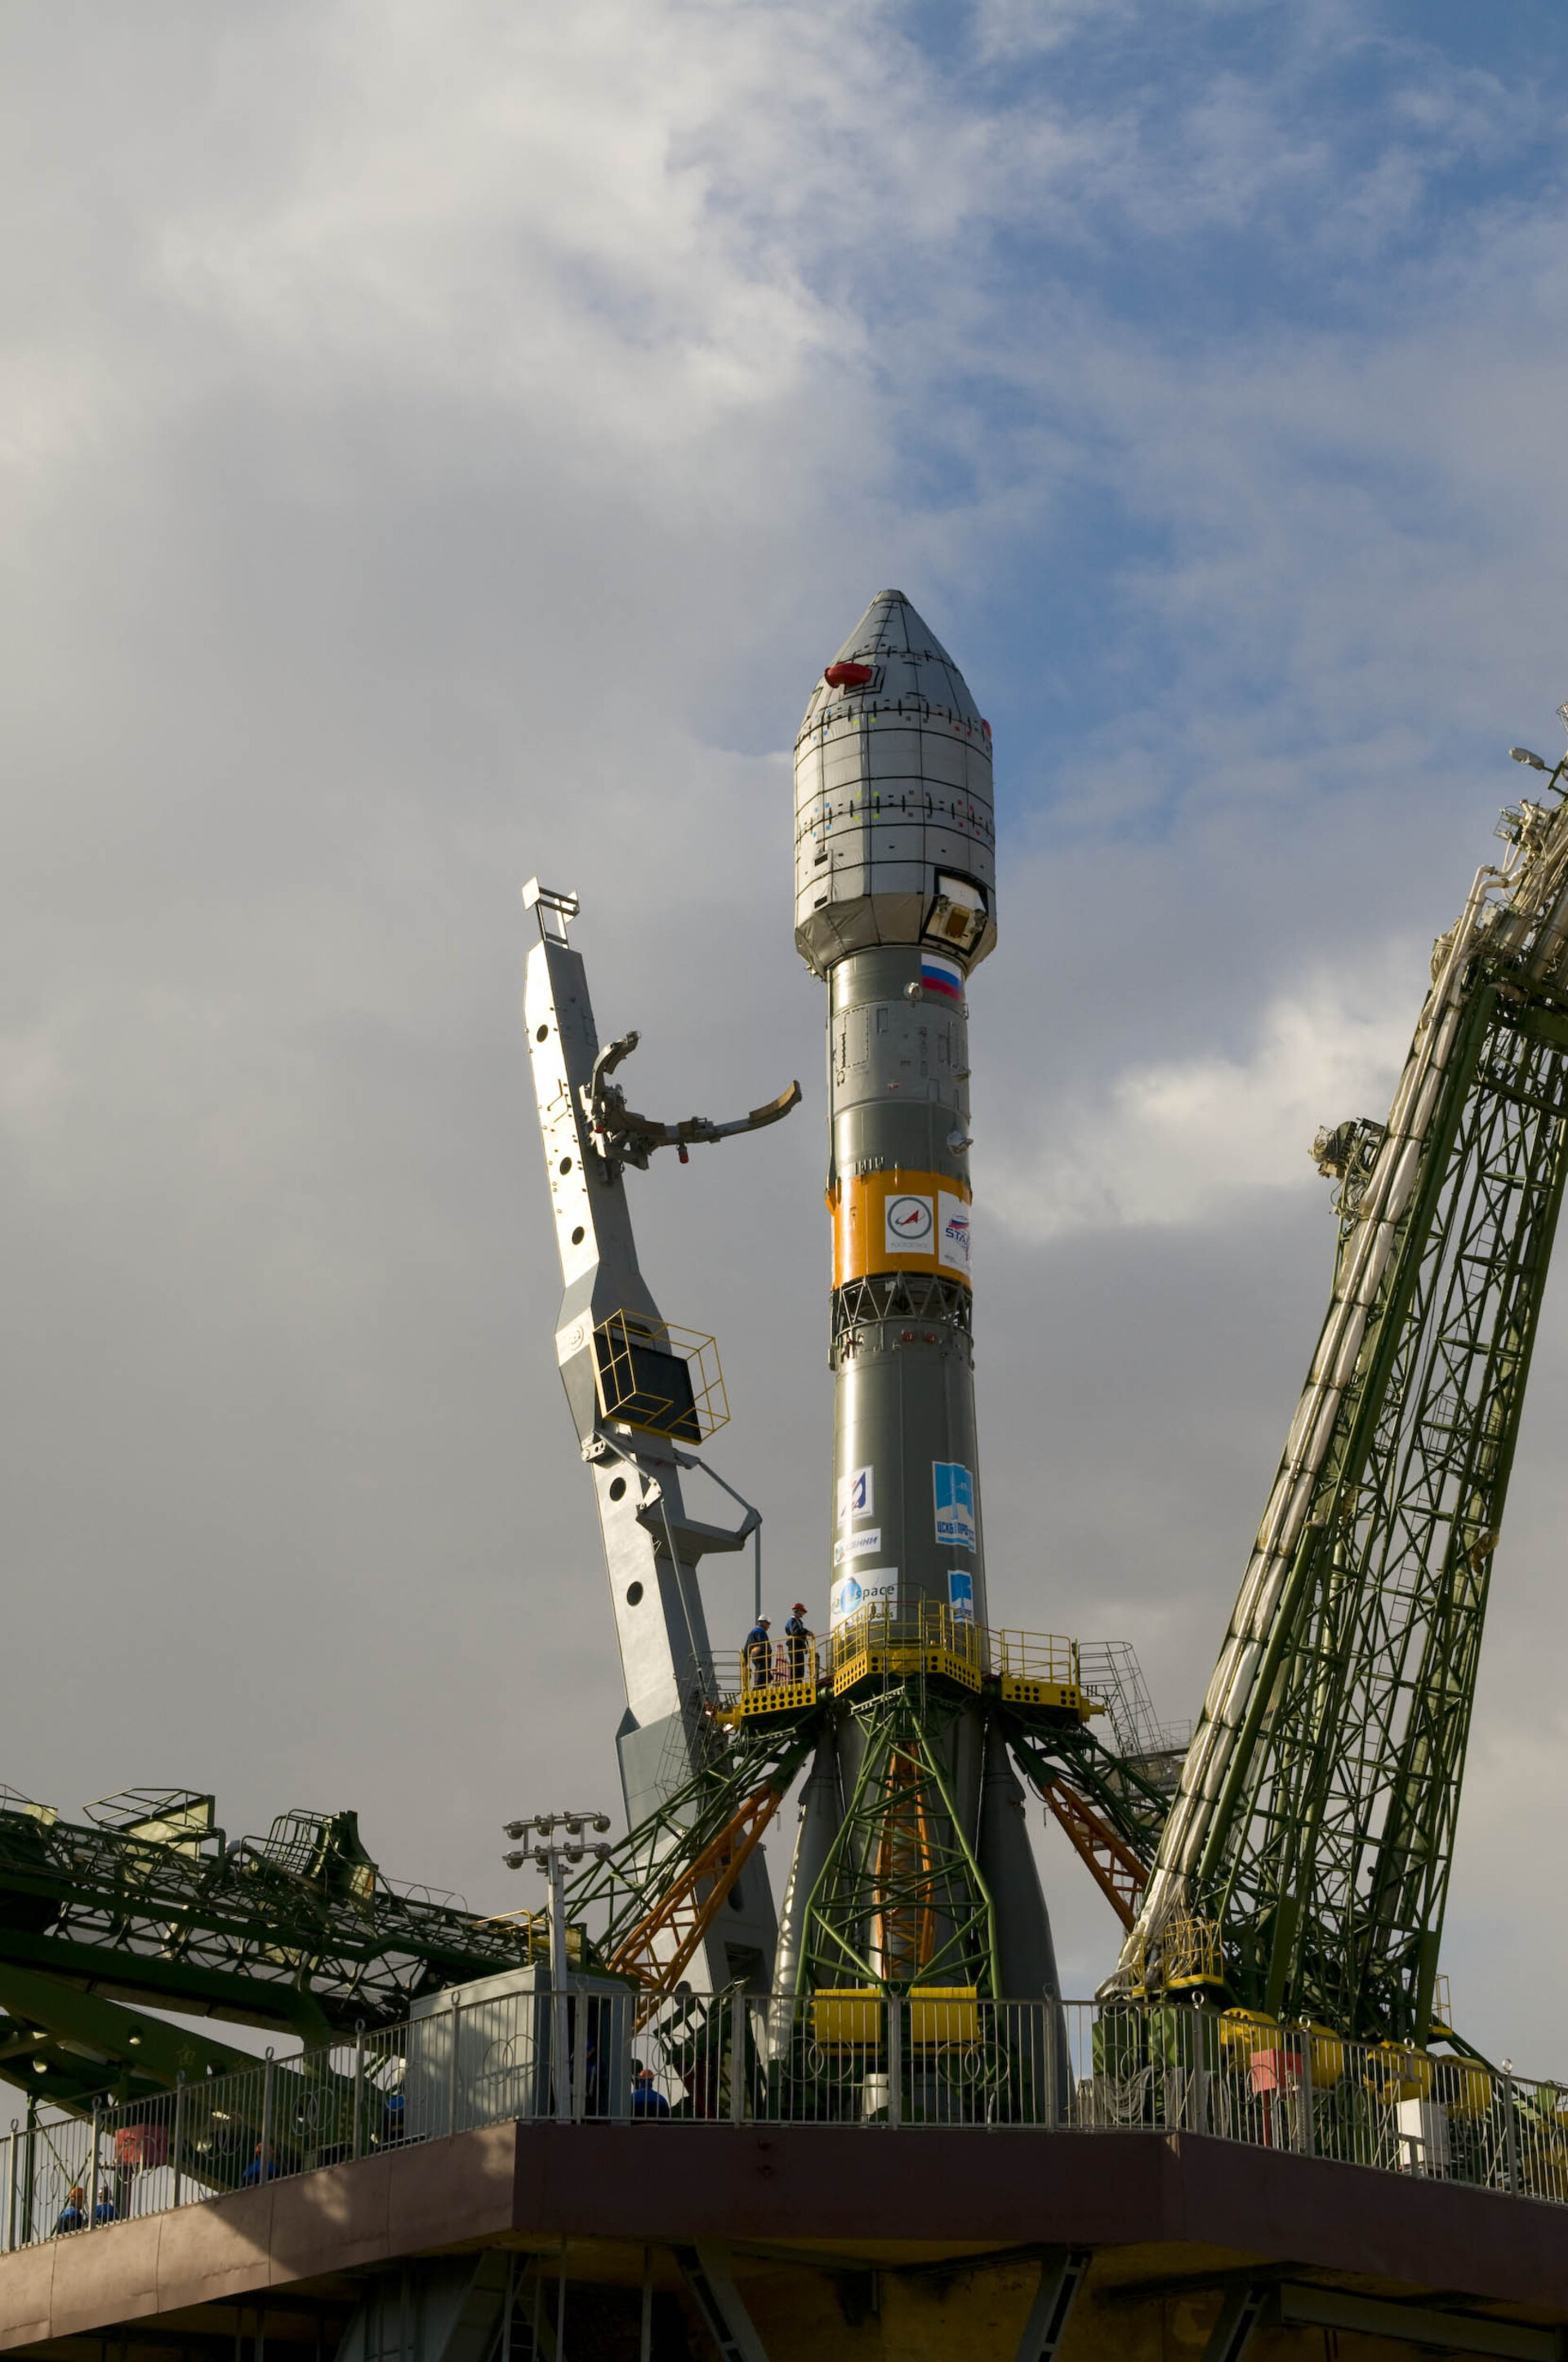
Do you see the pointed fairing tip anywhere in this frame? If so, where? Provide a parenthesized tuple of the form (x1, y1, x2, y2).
(814, 590, 982, 727)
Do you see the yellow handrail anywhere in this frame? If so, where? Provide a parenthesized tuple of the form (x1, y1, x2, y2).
(737, 1634, 822, 1695)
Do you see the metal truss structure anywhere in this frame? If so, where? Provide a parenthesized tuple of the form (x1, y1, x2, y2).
(607, 1784, 787, 2014)
(1035, 1778, 1151, 1932)
(0, 1788, 545, 2110)
(565, 1720, 822, 1979)
(561, 1671, 1176, 2015)
(1125, 738, 1568, 2043)
(1005, 1721, 1176, 1869)
(798, 1691, 996, 1996)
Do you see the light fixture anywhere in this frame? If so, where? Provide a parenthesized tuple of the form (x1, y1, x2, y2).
(1510, 746, 1548, 771)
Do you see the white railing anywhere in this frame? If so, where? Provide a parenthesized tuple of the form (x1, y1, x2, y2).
(7, 1992, 1564, 2248)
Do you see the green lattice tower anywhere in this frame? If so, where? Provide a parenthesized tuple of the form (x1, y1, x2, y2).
(797, 1691, 999, 1998)
(1222, 991, 1568, 2037)
(1125, 763, 1568, 2045)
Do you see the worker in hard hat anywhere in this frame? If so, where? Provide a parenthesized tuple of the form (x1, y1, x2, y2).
(744, 1616, 772, 1689)
(784, 1602, 814, 1683)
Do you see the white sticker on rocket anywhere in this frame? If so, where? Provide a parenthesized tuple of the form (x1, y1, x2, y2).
(837, 1465, 874, 1527)
(830, 1569, 898, 1628)
(884, 1193, 933, 1254)
(833, 1527, 883, 1566)
(938, 1193, 972, 1274)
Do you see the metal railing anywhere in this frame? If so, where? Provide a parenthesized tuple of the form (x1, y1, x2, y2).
(826, 1600, 986, 1696)
(8, 1992, 1565, 2250)
(719, 1613, 1097, 1719)
(991, 1629, 1080, 1687)
(733, 1635, 822, 1700)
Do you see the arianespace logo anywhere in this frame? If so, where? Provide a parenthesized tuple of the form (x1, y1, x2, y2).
(885, 1194, 933, 1253)
(831, 1569, 898, 1629)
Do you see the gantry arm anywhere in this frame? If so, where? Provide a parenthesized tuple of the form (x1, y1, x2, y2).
(585, 1030, 800, 1171)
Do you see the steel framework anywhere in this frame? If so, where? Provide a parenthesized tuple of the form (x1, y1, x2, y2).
(1125, 746, 1568, 2042)
(797, 1691, 998, 1996)
(564, 1720, 821, 1971)
(607, 1783, 787, 2015)
(0, 1787, 548, 2107)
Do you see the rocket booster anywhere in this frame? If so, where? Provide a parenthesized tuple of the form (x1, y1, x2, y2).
(794, 591, 996, 1629)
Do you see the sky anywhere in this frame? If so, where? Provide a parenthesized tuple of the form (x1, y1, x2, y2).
(2, 0, 1567, 2070)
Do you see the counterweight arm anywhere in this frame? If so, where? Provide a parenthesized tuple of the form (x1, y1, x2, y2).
(585, 1030, 800, 1171)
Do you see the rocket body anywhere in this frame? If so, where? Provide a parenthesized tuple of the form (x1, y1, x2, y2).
(794, 592, 996, 1630)
(777, 590, 1062, 2008)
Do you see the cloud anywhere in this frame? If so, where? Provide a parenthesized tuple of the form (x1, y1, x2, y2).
(985, 953, 1416, 1240)
(2, 0, 1567, 2066)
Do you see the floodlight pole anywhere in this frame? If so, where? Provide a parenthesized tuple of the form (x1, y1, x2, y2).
(502, 1812, 612, 2126)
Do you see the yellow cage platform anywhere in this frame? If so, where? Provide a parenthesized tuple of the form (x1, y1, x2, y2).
(713, 1609, 1101, 1725)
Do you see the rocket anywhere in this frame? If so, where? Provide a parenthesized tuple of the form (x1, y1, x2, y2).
(775, 590, 1061, 2005)
(798, 590, 994, 1634)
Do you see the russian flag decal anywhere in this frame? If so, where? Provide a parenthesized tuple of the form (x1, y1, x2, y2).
(920, 951, 964, 1001)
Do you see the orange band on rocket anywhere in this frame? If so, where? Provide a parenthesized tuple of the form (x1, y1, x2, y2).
(830, 1170, 973, 1289)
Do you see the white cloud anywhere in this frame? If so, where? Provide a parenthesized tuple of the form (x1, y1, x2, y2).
(985, 955, 1415, 1239)
(1, 0, 1567, 2061)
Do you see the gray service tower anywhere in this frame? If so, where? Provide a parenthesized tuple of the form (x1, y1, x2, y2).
(774, 590, 1063, 2006)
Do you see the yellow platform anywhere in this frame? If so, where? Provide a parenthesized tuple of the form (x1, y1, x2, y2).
(732, 1673, 818, 1721)
(831, 1620, 983, 1697)
(717, 1611, 1101, 1722)
(823, 1606, 1098, 1721)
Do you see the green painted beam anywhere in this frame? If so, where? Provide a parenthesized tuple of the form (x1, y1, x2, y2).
(0, 1929, 336, 2042)
(0, 1963, 258, 2110)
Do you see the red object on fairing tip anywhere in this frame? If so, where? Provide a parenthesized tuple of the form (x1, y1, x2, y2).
(824, 661, 874, 688)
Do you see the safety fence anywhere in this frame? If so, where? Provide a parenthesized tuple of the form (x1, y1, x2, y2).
(728, 1607, 1093, 1715)
(7, 1990, 1565, 2249)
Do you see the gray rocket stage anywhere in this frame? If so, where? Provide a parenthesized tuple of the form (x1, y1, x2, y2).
(773, 590, 1062, 2007)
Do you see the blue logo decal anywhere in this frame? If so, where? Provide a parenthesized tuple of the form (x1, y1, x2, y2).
(933, 1461, 976, 1552)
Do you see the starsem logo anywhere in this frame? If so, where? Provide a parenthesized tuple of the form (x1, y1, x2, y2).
(886, 1194, 933, 1246)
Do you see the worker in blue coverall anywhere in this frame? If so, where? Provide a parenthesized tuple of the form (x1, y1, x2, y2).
(784, 1603, 813, 1682)
(744, 1617, 772, 1687)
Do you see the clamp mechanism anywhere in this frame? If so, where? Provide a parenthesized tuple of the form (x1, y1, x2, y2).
(583, 1031, 801, 1170)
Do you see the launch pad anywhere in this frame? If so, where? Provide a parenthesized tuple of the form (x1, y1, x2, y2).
(0, 598, 1566, 2355)
(5, 2103, 1568, 2362)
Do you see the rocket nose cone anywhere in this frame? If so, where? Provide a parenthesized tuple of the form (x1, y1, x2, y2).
(804, 590, 983, 729)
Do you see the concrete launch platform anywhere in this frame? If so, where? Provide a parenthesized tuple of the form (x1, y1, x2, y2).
(2, 2118, 1566, 2362)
